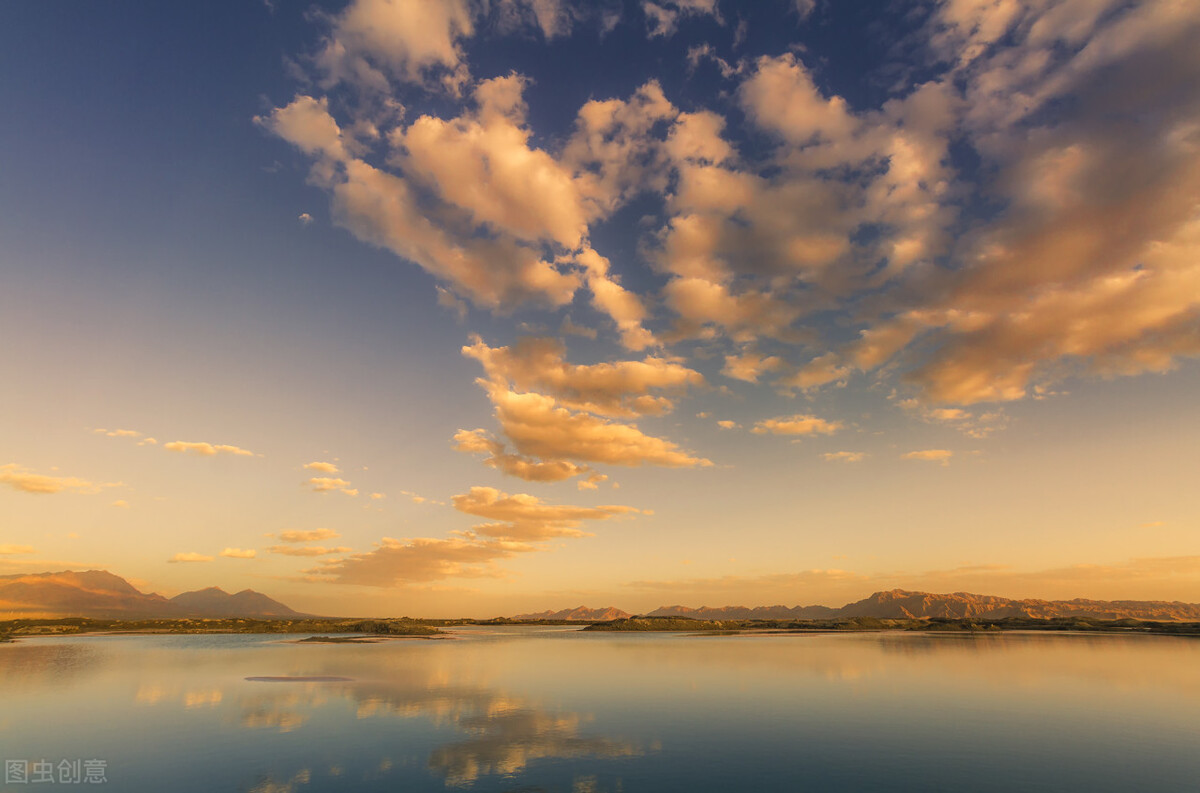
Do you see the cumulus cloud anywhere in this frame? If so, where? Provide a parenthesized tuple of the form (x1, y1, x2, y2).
(278, 528, 342, 543)
(453, 428, 592, 482)
(0, 464, 119, 495)
(721, 349, 783, 383)
(315, 0, 475, 91)
(716, 420, 739, 430)
(480, 381, 711, 468)
(220, 548, 257, 559)
(303, 461, 340, 473)
(163, 441, 255, 457)
(168, 552, 214, 563)
(452, 485, 642, 541)
(463, 336, 702, 419)
(751, 414, 843, 436)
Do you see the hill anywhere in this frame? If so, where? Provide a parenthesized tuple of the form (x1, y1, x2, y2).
(0, 570, 304, 618)
(649, 589, 1200, 622)
(511, 606, 631, 621)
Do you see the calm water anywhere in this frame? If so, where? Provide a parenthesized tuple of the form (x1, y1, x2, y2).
(2, 627, 1199, 792)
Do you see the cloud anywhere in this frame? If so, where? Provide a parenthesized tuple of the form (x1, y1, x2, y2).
(303, 461, 340, 474)
(642, 0, 720, 38)
(480, 381, 711, 469)
(0, 545, 35, 555)
(716, 420, 740, 430)
(309, 535, 535, 587)
(269, 545, 352, 557)
(315, 0, 475, 90)
(721, 350, 783, 383)
(0, 464, 119, 495)
(453, 428, 591, 482)
(305, 477, 358, 496)
(901, 449, 953, 463)
(576, 472, 609, 491)
(163, 441, 256, 457)
(260, 93, 581, 312)
(220, 548, 257, 559)
(93, 428, 142, 438)
(111, 499, 130, 509)
(751, 414, 843, 436)
(464, 336, 703, 419)
(822, 451, 865, 463)
(298, 212, 313, 225)
(278, 528, 342, 543)
(451, 486, 642, 541)
(168, 552, 214, 563)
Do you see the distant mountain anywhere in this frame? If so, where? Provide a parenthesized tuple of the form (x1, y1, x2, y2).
(650, 589, 1200, 622)
(649, 604, 838, 620)
(0, 570, 305, 619)
(512, 606, 632, 621)
(834, 589, 1200, 621)
(167, 586, 302, 618)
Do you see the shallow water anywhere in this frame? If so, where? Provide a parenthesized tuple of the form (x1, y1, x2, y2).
(3, 627, 1199, 791)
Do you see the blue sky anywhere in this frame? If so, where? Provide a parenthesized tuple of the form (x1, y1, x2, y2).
(3, 0, 1199, 616)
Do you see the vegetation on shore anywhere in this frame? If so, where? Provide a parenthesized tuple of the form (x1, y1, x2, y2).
(583, 615, 1200, 635)
(5, 614, 1200, 640)
(0, 617, 442, 638)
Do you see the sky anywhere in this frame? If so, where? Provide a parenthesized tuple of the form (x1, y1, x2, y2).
(2, 0, 1199, 617)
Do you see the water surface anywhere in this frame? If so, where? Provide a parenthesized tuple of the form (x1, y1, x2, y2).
(3, 627, 1198, 791)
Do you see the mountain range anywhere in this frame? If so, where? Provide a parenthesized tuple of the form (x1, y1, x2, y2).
(646, 589, 1200, 621)
(511, 606, 632, 621)
(0, 570, 304, 618)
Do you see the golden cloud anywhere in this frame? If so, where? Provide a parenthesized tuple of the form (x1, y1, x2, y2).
(163, 441, 255, 457)
(305, 477, 358, 496)
(269, 545, 352, 557)
(278, 528, 341, 543)
(900, 449, 953, 463)
(303, 461, 340, 474)
(451, 485, 642, 541)
(751, 414, 843, 436)
(0, 464, 120, 495)
(168, 552, 214, 563)
(220, 548, 257, 559)
(308, 535, 534, 587)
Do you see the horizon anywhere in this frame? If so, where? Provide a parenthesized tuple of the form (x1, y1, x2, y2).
(3, 0, 1200, 619)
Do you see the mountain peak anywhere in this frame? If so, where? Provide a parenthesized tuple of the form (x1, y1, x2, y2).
(0, 570, 304, 619)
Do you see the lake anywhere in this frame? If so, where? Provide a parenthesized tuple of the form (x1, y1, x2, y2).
(2, 627, 1198, 791)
